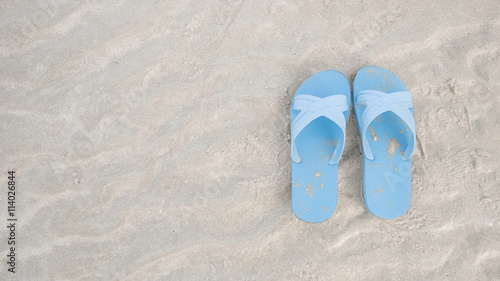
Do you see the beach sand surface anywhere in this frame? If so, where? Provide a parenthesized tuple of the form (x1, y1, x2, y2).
(1, 0, 499, 280)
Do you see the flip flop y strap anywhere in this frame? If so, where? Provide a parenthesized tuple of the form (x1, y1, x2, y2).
(356, 90, 416, 161)
(291, 94, 349, 165)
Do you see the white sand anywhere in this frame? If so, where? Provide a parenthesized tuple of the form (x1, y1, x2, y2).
(1, 0, 499, 280)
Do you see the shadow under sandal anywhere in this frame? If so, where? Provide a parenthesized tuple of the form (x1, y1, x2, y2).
(291, 70, 350, 223)
(353, 66, 416, 219)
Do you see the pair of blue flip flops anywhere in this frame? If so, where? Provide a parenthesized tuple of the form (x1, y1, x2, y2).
(291, 66, 416, 222)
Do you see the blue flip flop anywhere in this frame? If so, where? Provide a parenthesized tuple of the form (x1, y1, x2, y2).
(353, 66, 416, 219)
(291, 70, 350, 222)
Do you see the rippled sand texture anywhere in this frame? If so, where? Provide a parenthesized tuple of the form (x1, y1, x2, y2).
(1, 0, 500, 280)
